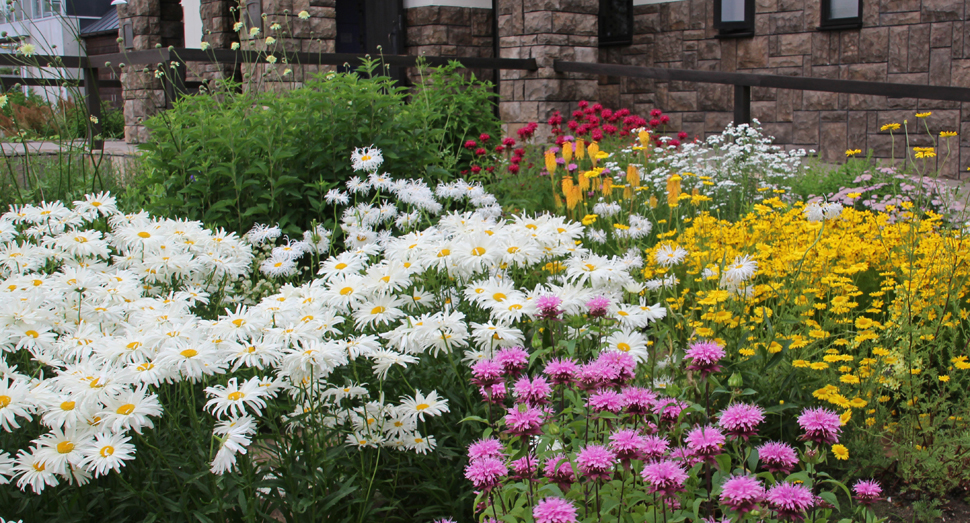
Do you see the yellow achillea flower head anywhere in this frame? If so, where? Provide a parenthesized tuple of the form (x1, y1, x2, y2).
(915, 111, 931, 118)
(880, 123, 901, 131)
(940, 131, 957, 137)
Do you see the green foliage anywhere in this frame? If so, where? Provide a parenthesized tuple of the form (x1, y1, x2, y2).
(0, 149, 127, 209)
(130, 58, 501, 236)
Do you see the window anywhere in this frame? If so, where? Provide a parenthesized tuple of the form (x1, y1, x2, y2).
(820, 0, 862, 30)
(714, 0, 754, 38)
(599, 0, 633, 47)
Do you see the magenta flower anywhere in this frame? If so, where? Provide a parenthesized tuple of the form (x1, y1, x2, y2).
(467, 437, 504, 461)
(589, 390, 626, 413)
(513, 375, 552, 406)
(533, 496, 578, 523)
(717, 403, 765, 440)
(852, 479, 882, 506)
(576, 444, 616, 481)
(596, 351, 636, 384)
(510, 455, 537, 481)
(478, 382, 506, 404)
(757, 441, 799, 474)
(470, 359, 503, 387)
(766, 482, 814, 521)
(684, 340, 725, 377)
(544, 357, 578, 385)
(495, 346, 529, 376)
(641, 460, 689, 498)
(543, 453, 576, 490)
(504, 404, 545, 437)
(685, 425, 725, 460)
(797, 407, 842, 445)
(641, 434, 671, 460)
(621, 386, 657, 416)
(535, 295, 563, 320)
(576, 361, 617, 391)
(653, 397, 688, 424)
(586, 296, 610, 317)
(719, 474, 765, 515)
(464, 456, 507, 491)
(609, 429, 646, 461)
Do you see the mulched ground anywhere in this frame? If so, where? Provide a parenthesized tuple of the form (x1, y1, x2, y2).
(871, 491, 970, 522)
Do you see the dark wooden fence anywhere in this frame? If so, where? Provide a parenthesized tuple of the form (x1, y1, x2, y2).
(2, 48, 970, 151)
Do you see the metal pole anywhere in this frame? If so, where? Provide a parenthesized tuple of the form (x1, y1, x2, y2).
(734, 84, 750, 125)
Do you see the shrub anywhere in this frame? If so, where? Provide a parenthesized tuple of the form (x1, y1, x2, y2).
(131, 58, 501, 237)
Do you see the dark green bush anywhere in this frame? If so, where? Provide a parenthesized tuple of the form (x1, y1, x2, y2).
(131, 58, 501, 236)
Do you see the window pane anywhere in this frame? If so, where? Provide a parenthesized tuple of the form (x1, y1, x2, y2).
(830, 0, 858, 19)
(721, 0, 746, 23)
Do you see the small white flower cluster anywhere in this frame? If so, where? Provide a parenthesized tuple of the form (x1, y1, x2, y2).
(803, 201, 844, 222)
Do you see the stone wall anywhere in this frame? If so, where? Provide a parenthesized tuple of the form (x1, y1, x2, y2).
(405, 5, 495, 84)
(600, 0, 969, 175)
(497, 0, 600, 136)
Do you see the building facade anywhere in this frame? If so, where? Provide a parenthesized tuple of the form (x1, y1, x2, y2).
(116, 0, 970, 175)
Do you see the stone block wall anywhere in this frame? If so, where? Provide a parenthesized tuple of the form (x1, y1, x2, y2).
(497, 0, 601, 136)
(405, 5, 495, 84)
(600, 0, 969, 176)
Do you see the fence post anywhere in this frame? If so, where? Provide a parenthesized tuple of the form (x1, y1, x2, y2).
(163, 60, 187, 109)
(733, 84, 751, 125)
(83, 63, 103, 151)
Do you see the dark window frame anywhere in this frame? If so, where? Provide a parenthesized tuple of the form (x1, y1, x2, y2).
(713, 0, 755, 38)
(599, 0, 633, 47)
(818, 0, 863, 30)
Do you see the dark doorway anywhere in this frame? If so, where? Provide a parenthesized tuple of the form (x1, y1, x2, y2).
(335, 0, 365, 53)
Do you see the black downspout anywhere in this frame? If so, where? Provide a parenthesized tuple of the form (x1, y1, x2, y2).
(492, 0, 500, 120)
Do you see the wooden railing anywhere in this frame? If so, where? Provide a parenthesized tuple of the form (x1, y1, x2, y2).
(2, 48, 970, 152)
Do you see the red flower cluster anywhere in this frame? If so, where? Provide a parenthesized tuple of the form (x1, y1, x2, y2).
(547, 100, 691, 149)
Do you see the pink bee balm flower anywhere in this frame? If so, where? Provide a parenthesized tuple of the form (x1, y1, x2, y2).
(719, 474, 765, 515)
(576, 444, 616, 481)
(621, 386, 657, 416)
(543, 453, 575, 490)
(766, 482, 814, 521)
(495, 346, 529, 376)
(653, 397, 688, 424)
(640, 460, 689, 498)
(478, 382, 506, 404)
(596, 351, 636, 384)
(757, 441, 799, 474)
(504, 404, 544, 437)
(852, 479, 882, 506)
(717, 403, 765, 440)
(684, 340, 725, 377)
(535, 295, 563, 319)
(609, 429, 646, 461)
(533, 496, 578, 523)
(470, 360, 503, 387)
(797, 407, 842, 445)
(589, 390, 626, 413)
(576, 361, 617, 391)
(467, 437, 504, 461)
(513, 375, 552, 406)
(510, 455, 538, 481)
(464, 456, 507, 491)
(641, 434, 671, 460)
(544, 357, 578, 385)
(586, 296, 610, 317)
(685, 425, 725, 460)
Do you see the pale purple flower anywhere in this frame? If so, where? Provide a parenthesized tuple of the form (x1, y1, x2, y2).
(720, 474, 765, 515)
(513, 375, 552, 406)
(766, 482, 814, 521)
(464, 456, 506, 491)
(853, 479, 882, 506)
(576, 444, 616, 481)
(718, 403, 765, 440)
(586, 296, 610, 317)
(685, 340, 725, 377)
(797, 407, 842, 445)
(504, 404, 544, 437)
(495, 346, 529, 376)
(544, 357, 578, 385)
(535, 295, 563, 320)
(533, 496, 578, 523)
(757, 441, 799, 474)
(543, 453, 575, 490)
(641, 460, 688, 498)
(685, 425, 725, 459)
(609, 429, 646, 461)
(467, 437, 504, 461)
(589, 390, 626, 413)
